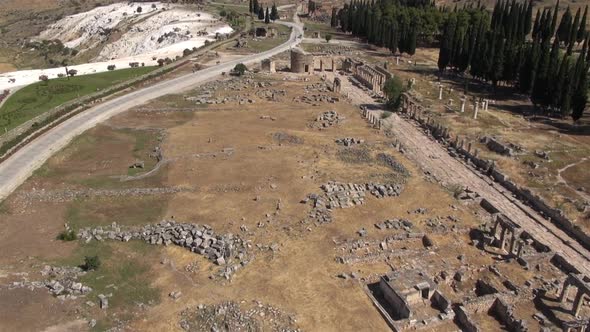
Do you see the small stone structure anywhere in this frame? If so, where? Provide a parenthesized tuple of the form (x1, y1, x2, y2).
(365, 270, 454, 331)
(333, 77, 341, 93)
(343, 58, 391, 94)
(485, 213, 525, 258)
(261, 59, 275, 73)
(290, 48, 314, 73)
(558, 273, 590, 317)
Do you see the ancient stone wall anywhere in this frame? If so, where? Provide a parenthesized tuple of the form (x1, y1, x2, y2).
(290, 48, 314, 73)
(490, 298, 528, 332)
(379, 278, 411, 319)
(455, 306, 479, 332)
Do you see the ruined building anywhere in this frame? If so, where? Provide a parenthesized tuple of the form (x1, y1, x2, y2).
(290, 48, 314, 73)
(343, 58, 391, 94)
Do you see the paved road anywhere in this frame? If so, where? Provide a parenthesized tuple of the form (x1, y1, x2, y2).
(0, 17, 304, 202)
(329, 71, 590, 277)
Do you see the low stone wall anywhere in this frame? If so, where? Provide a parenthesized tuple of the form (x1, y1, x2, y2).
(398, 94, 590, 251)
(490, 298, 528, 332)
(455, 306, 479, 332)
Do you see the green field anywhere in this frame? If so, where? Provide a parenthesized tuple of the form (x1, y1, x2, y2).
(0, 66, 157, 133)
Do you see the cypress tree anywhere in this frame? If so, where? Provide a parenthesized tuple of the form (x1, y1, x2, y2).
(258, 7, 264, 20)
(550, 0, 559, 37)
(545, 37, 561, 106)
(253, 0, 259, 14)
(331, 8, 338, 27)
(491, 36, 505, 87)
(408, 25, 417, 56)
(271, 4, 279, 21)
(557, 7, 572, 43)
(249, 0, 253, 14)
(532, 9, 540, 39)
(265, 7, 270, 24)
(568, 8, 581, 54)
(525, 0, 533, 35)
(578, 6, 588, 43)
(553, 55, 570, 111)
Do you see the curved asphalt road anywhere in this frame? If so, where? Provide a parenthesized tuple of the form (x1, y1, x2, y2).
(0, 17, 304, 202)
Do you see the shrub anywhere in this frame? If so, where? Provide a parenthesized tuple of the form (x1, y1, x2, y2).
(83, 255, 101, 271)
(233, 63, 247, 76)
(57, 229, 77, 241)
(380, 111, 392, 119)
(39, 75, 49, 82)
(325, 33, 333, 43)
(383, 76, 404, 110)
(137, 6, 142, 13)
(107, 64, 116, 71)
(67, 69, 78, 77)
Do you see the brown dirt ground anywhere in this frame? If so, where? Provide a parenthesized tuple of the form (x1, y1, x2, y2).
(0, 71, 576, 331)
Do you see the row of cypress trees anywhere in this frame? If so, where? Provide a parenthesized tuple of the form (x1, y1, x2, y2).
(330, 0, 588, 120)
(438, 0, 589, 120)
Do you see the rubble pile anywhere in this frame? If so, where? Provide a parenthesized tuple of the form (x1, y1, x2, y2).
(295, 94, 339, 105)
(305, 82, 330, 93)
(9, 265, 92, 300)
(79, 221, 250, 279)
(310, 111, 345, 129)
(255, 88, 286, 101)
(335, 137, 364, 146)
(179, 301, 300, 332)
(301, 181, 405, 224)
(374, 218, 414, 230)
(20, 187, 187, 203)
(376, 153, 410, 177)
(273, 132, 303, 145)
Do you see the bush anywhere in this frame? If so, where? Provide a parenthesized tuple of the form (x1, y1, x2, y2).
(383, 76, 404, 110)
(137, 6, 142, 13)
(39, 75, 49, 82)
(67, 69, 78, 77)
(183, 48, 192, 57)
(57, 229, 77, 241)
(325, 33, 333, 43)
(83, 255, 101, 271)
(380, 111, 392, 119)
(233, 63, 247, 76)
(219, 9, 227, 17)
(107, 64, 116, 71)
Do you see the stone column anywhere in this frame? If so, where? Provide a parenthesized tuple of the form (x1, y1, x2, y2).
(460, 98, 466, 113)
(572, 290, 585, 316)
(509, 231, 516, 255)
(320, 59, 324, 72)
(396, 56, 400, 65)
(516, 240, 524, 258)
(332, 59, 335, 72)
(484, 99, 489, 111)
(559, 282, 572, 303)
(438, 85, 443, 100)
(473, 101, 479, 120)
(500, 227, 507, 251)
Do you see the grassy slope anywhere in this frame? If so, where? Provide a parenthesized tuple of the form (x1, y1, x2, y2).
(0, 66, 157, 132)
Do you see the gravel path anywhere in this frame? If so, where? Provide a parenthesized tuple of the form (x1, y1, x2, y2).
(0, 14, 304, 202)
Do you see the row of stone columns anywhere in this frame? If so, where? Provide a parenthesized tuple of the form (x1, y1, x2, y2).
(361, 108, 382, 129)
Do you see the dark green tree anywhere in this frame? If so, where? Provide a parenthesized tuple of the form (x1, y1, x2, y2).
(258, 7, 264, 20)
(265, 7, 270, 24)
(578, 6, 588, 43)
(383, 76, 405, 109)
(271, 4, 278, 21)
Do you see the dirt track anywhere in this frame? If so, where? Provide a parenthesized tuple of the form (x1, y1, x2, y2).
(330, 71, 590, 277)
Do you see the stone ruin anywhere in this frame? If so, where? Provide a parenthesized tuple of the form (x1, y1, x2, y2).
(335, 137, 364, 147)
(301, 181, 405, 224)
(179, 300, 300, 332)
(8, 265, 92, 300)
(261, 58, 275, 73)
(480, 136, 525, 157)
(333, 77, 342, 93)
(364, 270, 455, 331)
(78, 220, 250, 279)
(309, 111, 344, 129)
(343, 57, 391, 95)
